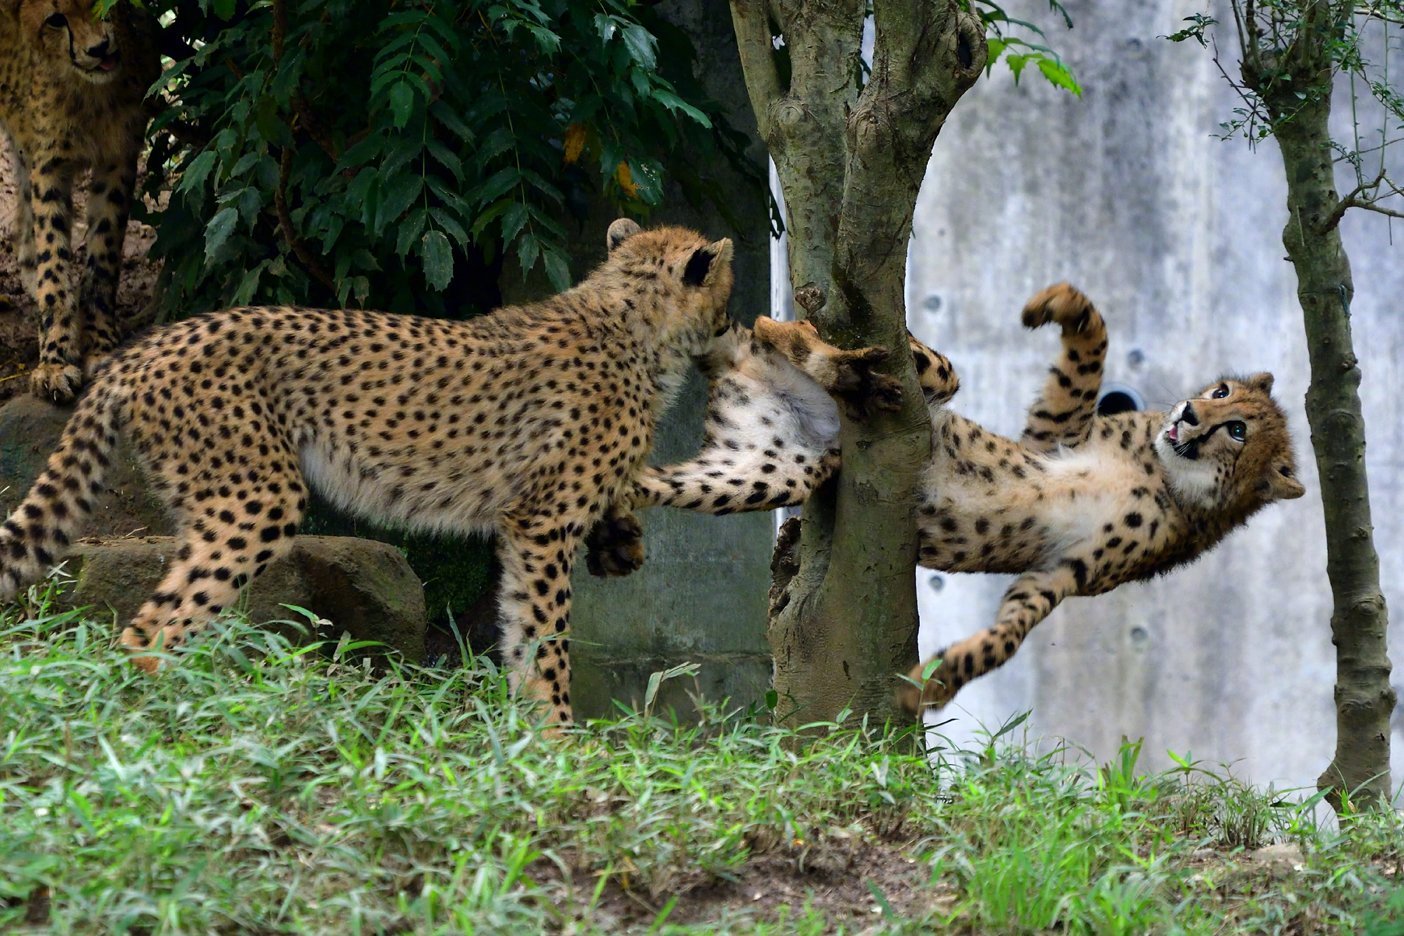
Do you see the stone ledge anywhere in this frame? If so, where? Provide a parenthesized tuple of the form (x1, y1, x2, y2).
(58, 534, 427, 663)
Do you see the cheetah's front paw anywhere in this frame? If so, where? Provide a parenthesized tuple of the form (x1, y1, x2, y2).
(29, 362, 84, 403)
(1021, 282, 1094, 333)
(896, 654, 956, 717)
(585, 510, 645, 578)
(751, 317, 904, 419)
(829, 346, 904, 418)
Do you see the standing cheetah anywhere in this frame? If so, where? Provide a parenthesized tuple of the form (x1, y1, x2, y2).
(1, 0, 159, 401)
(586, 284, 1304, 714)
(0, 219, 737, 727)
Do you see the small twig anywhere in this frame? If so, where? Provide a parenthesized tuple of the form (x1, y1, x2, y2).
(1209, 34, 1269, 145)
(1230, 0, 1250, 68)
(1334, 198, 1404, 223)
(274, 148, 336, 295)
(1322, 169, 1404, 231)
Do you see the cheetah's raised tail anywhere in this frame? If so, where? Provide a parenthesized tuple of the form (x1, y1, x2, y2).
(0, 387, 125, 602)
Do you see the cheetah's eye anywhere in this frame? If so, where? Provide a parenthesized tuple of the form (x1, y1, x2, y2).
(1226, 420, 1247, 442)
(44, 12, 68, 29)
(1211, 384, 1230, 399)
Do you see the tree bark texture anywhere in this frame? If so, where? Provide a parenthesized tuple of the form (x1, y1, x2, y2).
(729, 0, 985, 724)
(1243, 2, 1394, 810)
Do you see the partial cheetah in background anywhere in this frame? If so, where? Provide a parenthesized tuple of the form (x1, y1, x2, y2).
(0, 220, 749, 727)
(1, 0, 159, 401)
(586, 284, 1304, 713)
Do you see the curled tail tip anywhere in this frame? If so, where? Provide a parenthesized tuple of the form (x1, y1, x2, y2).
(1022, 282, 1102, 335)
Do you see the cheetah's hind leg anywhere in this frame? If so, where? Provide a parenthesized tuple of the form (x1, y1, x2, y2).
(750, 317, 903, 419)
(1019, 282, 1108, 453)
(120, 426, 307, 671)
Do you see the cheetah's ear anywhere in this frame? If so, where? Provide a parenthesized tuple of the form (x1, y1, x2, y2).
(1264, 463, 1306, 501)
(606, 218, 642, 253)
(1246, 372, 1275, 394)
(682, 238, 733, 287)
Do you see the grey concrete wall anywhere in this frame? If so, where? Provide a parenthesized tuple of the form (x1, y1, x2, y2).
(908, 0, 1404, 788)
(569, 0, 775, 719)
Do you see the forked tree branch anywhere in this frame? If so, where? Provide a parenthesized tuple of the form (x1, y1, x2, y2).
(1323, 170, 1404, 230)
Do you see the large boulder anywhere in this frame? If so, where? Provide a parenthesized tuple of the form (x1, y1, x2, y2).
(0, 395, 172, 538)
(60, 535, 427, 663)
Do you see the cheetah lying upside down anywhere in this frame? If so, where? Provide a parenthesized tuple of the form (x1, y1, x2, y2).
(0, 219, 772, 727)
(588, 283, 1305, 714)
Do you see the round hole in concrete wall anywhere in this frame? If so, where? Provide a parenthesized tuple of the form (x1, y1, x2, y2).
(1097, 382, 1145, 416)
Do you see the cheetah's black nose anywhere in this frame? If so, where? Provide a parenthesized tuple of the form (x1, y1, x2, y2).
(87, 39, 111, 58)
(1180, 403, 1199, 427)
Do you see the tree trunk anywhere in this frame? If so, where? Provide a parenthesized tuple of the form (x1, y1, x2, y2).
(1246, 13, 1395, 809)
(729, 0, 984, 724)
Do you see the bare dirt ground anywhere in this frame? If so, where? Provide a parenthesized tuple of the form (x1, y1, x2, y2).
(0, 144, 163, 403)
(548, 834, 958, 932)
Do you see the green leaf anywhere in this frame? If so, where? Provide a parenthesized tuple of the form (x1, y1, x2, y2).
(501, 202, 529, 244)
(235, 187, 263, 224)
(232, 261, 268, 305)
(228, 151, 262, 179)
(375, 174, 424, 234)
(338, 135, 386, 172)
(542, 248, 570, 293)
(204, 207, 239, 263)
(621, 24, 657, 70)
(177, 151, 218, 195)
(516, 233, 540, 279)
(594, 13, 618, 44)
(395, 207, 429, 258)
(471, 167, 520, 209)
(1036, 57, 1082, 96)
(650, 88, 712, 128)
(388, 80, 416, 130)
(420, 229, 453, 291)
(428, 208, 469, 247)
(430, 100, 473, 142)
(425, 139, 464, 182)
(469, 198, 514, 240)
(1006, 52, 1030, 82)
(984, 37, 1007, 75)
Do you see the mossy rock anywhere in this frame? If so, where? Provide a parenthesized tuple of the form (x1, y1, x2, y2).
(62, 535, 427, 662)
(0, 396, 171, 538)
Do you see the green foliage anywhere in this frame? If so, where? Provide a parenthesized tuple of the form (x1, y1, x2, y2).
(146, 0, 756, 318)
(967, 0, 1082, 96)
(3, 588, 1403, 931)
(1168, 1, 1404, 171)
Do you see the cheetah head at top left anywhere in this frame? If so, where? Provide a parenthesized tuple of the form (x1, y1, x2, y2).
(18, 0, 125, 83)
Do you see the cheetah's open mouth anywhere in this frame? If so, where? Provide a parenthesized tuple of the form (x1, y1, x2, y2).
(1166, 424, 1203, 460)
(75, 52, 121, 74)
